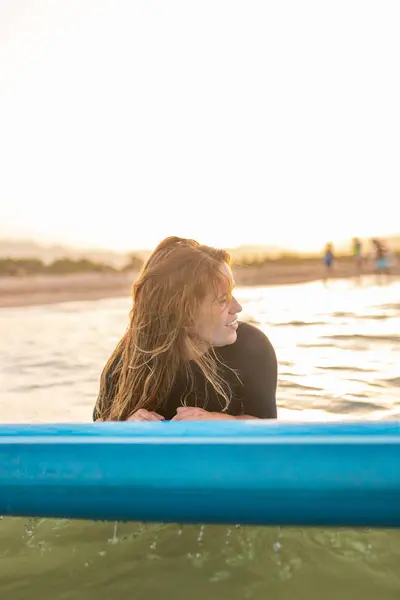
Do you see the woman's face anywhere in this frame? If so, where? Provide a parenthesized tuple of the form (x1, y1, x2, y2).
(193, 263, 242, 347)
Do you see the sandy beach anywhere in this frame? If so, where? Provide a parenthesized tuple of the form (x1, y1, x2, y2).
(1, 257, 399, 309)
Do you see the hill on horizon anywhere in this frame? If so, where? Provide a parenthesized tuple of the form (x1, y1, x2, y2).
(0, 238, 307, 264)
(0, 239, 132, 268)
(1, 235, 399, 265)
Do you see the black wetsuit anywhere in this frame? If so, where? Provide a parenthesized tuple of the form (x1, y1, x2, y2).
(93, 322, 278, 421)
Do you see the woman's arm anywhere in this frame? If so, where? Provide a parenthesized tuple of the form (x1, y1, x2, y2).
(93, 393, 104, 421)
(93, 356, 165, 422)
(93, 355, 121, 421)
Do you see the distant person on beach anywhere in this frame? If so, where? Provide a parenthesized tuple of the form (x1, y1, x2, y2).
(323, 243, 334, 276)
(352, 238, 363, 272)
(371, 239, 390, 276)
(93, 237, 277, 422)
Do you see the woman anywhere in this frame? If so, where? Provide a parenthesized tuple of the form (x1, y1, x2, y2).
(93, 236, 277, 422)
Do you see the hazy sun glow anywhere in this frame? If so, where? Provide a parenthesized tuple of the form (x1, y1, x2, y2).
(0, 1, 399, 252)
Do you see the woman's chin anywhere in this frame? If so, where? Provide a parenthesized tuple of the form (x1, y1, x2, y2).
(221, 330, 238, 346)
(208, 329, 238, 348)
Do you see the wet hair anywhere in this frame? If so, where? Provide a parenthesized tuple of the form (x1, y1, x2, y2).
(99, 236, 235, 420)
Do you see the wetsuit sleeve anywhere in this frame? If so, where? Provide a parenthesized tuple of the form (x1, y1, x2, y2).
(92, 392, 104, 421)
(240, 329, 278, 419)
(92, 355, 121, 421)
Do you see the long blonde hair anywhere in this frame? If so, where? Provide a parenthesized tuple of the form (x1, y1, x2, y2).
(99, 236, 235, 420)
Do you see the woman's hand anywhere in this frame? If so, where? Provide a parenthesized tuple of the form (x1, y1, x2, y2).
(127, 409, 165, 422)
(171, 407, 235, 421)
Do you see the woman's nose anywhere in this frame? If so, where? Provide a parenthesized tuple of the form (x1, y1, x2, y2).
(230, 296, 242, 314)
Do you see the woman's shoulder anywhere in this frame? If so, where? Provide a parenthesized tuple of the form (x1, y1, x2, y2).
(234, 322, 277, 379)
(217, 321, 276, 364)
(236, 321, 273, 349)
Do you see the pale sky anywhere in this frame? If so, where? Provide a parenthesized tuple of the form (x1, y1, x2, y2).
(0, 0, 399, 252)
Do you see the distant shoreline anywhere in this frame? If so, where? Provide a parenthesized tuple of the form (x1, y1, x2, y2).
(1, 258, 399, 309)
